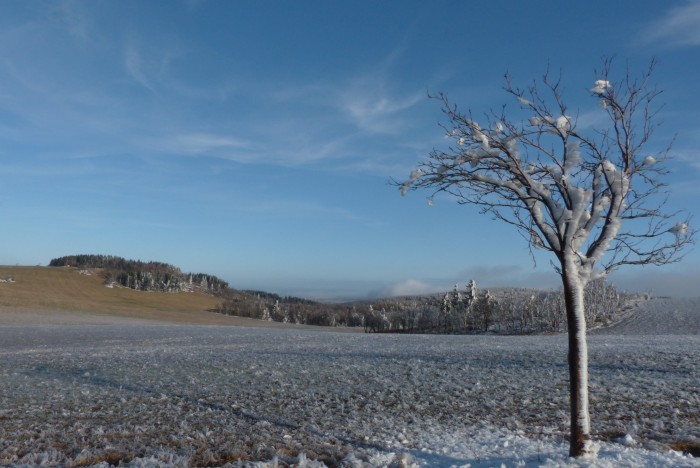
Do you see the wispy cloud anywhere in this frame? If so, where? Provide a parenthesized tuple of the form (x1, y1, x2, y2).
(340, 88, 424, 134)
(125, 44, 156, 92)
(133, 131, 261, 164)
(170, 132, 252, 155)
(142, 126, 355, 167)
(573, 108, 610, 131)
(675, 149, 700, 172)
(0, 13, 430, 176)
(639, 1, 700, 48)
(302, 45, 429, 136)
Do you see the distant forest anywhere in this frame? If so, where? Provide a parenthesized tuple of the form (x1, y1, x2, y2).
(215, 289, 364, 327)
(49, 254, 228, 295)
(216, 279, 640, 334)
(354, 279, 639, 334)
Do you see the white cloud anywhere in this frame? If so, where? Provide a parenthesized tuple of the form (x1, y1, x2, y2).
(640, 1, 700, 48)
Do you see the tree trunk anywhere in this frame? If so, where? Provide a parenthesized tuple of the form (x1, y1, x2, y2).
(561, 259, 592, 457)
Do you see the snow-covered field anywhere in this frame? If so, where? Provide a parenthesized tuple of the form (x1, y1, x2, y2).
(0, 300, 698, 467)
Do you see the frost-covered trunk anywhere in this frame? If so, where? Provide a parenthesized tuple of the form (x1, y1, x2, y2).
(561, 255, 591, 457)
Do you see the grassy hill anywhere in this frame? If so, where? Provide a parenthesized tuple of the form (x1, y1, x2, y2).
(0, 266, 229, 324)
(0, 266, 357, 331)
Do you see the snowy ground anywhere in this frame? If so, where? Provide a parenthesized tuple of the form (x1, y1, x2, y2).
(0, 302, 699, 467)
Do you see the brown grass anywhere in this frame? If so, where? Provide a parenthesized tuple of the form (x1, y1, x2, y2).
(0, 266, 222, 323)
(70, 450, 133, 467)
(0, 266, 359, 332)
(669, 440, 700, 457)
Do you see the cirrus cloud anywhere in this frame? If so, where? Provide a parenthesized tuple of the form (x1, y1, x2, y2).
(640, 1, 700, 48)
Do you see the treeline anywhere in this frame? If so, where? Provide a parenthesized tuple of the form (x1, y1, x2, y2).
(214, 291, 365, 327)
(214, 278, 638, 334)
(362, 279, 638, 334)
(48, 254, 639, 334)
(49, 255, 228, 295)
(242, 290, 318, 306)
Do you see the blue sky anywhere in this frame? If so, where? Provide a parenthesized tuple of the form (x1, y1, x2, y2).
(1, 1, 699, 300)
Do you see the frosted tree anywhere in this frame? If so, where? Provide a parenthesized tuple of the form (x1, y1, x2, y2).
(450, 284, 463, 330)
(272, 299, 282, 320)
(440, 292, 452, 332)
(462, 279, 477, 329)
(452, 283, 463, 305)
(466, 279, 477, 303)
(397, 60, 694, 457)
(474, 290, 497, 332)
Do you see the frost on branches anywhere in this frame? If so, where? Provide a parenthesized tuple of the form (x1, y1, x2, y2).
(397, 59, 694, 458)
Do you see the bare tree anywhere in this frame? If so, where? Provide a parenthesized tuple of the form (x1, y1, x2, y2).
(397, 59, 693, 457)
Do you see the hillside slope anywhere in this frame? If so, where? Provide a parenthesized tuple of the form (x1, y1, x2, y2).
(49, 254, 228, 294)
(0, 266, 359, 331)
(0, 266, 226, 324)
(592, 296, 700, 335)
